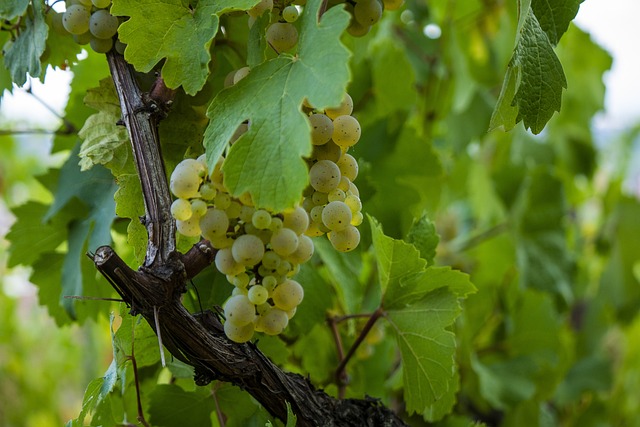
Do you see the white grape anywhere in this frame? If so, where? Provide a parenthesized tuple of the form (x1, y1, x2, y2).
(89, 36, 113, 53)
(282, 206, 309, 235)
(176, 215, 201, 237)
(287, 234, 314, 264)
(63, 5, 91, 35)
(322, 201, 352, 231)
(344, 194, 362, 213)
(199, 208, 229, 240)
(312, 140, 342, 163)
(257, 308, 289, 335)
(328, 188, 346, 202)
(337, 153, 358, 181)
(252, 209, 272, 229)
(225, 201, 242, 219)
(270, 227, 299, 256)
(92, 0, 112, 8)
(383, 0, 405, 10)
(89, 10, 119, 39)
(170, 162, 203, 199)
(224, 294, 256, 326)
(325, 93, 353, 119)
(190, 199, 208, 217)
(199, 183, 216, 200)
(308, 114, 333, 146)
(248, 285, 269, 305)
(309, 160, 341, 193)
(261, 251, 281, 270)
(282, 5, 300, 22)
(354, 0, 383, 26)
(332, 115, 361, 148)
(262, 275, 278, 292)
(304, 220, 325, 237)
(310, 205, 324, 223)
(171, 198, 192, 221)
(232, 234, 265, 266)
(266, 22, 298, 52)
(215, 248, 245, 275)
(272, 279, 304, 311)
(311, 191, 329, 206)
(351, 211, 364, 226)
(224, 320, 254, 343)
(328, 225, 361, 252)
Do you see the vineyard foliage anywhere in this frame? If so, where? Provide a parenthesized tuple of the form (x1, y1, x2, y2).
(1, 0, 640, 426)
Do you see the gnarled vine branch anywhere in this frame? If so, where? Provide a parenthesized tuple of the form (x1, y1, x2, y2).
(95, 51, 408, 427)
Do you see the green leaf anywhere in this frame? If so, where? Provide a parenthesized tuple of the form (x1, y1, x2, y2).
(471, 355, 537, 410)
(530, 0, 583, 46)
(288, 261, 333, 334)
(112, 0, 259, 95)
(406, 214, 439, 265)
(114, 313, 161, 368)
(148, 384, 216, 427)
(0, 0, 28, 20)
(284, 402, 297, 427)
(78, 112, 130, 171)
(214, 383, 271, 427)
(203, 0, 351, 210)
(491, 9, 567, 134)
(114, 173, 147, 265)
(386, 287, 461, 420)
(3, 0, 47, 86)
(313, 237, 362, 314)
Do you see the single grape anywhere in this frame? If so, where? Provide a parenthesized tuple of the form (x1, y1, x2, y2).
(337, 153, 358, 181)
(248, 285, 269, 305)
(311, 191, 329, 206)
(287, 234, 314, 264)
(354, 0, 383, 26)
(50, 12, 68, 35)
(266, 22, 298, 52)
(215, 248, 245, 275)
(348, 181, 360, 197)
(270, 227, 299, 256)
(231, 272, 250, 289)
(190, 199, 208, 217)
(351, 211, 364, 226)
(63, 5, 91, 35)
(308, 114, 333, 146)
(344, 194, 362, 213)
(304, 220, 325, 237)
(252, 209, 272, 229)
(332, 115, 361, 148)
(309, 160, 341, 193)
(257, 308, 289, 335)
(239, 192, 254, 206)
(176, 215, 202, 237)
(114, 39, 126, 55)
(261, 251, 281, 270)
(89, 10, 119, 39)
(214, 192, 231, 210)
(73, 31, 92, 45)
(171, 198, 192, 221)
(224, 294, 256, 326)
(282, 206, 309, 235)
(325, 93, 354, 119)
(338, 176, 351, 192)
(224, 320, 254, 343)
(322, 201, 352, 231)
(170, 161, 204, 199)
(247, 0, 273, 17)
(199, 183, 216, 200)
(328, 188, 346, 202)
(262, 275, 278, 292)
(282, 5, 300, 22)
(225, 201, 242, 219)
(232, 234, 265, 267)
(310, 205, 324, 223)
(328, 225, 361, 252)
(92, 0, 112, 8)
(239, 205, 256, 223)
(272, 279, 304, 311)
(269, 217, 284, 232)
(312, 139, 342, 163)
(347, 20, 371, 38)
(200, 208, 229, 240)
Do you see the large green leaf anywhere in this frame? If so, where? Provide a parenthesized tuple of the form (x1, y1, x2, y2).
(148, 384, 216, 427)
(530, 0, 583, 46)
(203, 0, 351, 210)
(112, 0, 259, 94)
(3, 0, 47, 86)
(0, 0, 28, 20)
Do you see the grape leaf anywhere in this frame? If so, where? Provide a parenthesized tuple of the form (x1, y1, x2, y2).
(114, 173, 147, 265)
(313, 237, 362, 314)
(148, 384, 216, 427)
(0, 0, 28, 20)
(490, 8, 567, 134)
(111, 0, 259, 95)
(530, 0, 583, 46)
(406, 214, 439, 265)
(203, 0, 351, 211)
(78, 112, 130, 171)
(3, 0, 47, 86)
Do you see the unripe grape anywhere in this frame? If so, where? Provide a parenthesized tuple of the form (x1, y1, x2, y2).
(239, 205, 256, 223)
(351, 211, 364, 226)
(224, 294, 256, 326)
(312, 140, 342, 163)
(311, 191, 329, 206)
(225, 200, 242, 219)
(215, 248, 245, 275)
(282, 206, 309, 235)
(257, 308, 289, 335)
(270, 227, 299, 256)
(248, 285, 269, 305)
(252, 209, 272, 229)
(272, 279, 304, 311)
(239, 192, 254, 206)
(231, 272, 250, 288)
(200, 208, 229, 240)
(344, 194, 362, 213)
(310, 205, 324, 223)
(328, 188, 346, 202)
(214, 192, 231, 210)
(232, 234, 265, 266)
(328, 225, 360, 252)
(199, 183, 216, 200)
(266, 22, 298, 52)
(325, 93, 354, 119)
(171, 198, 192, 221)
(287, 234, 314, 264)
(354, 0, 383, 26)
(332, 115, 361, 148)
(73, 31, 91, 45)
(322, 201, 352, 231)
(115, 40, 126, 55)
(282, 5, 300, 22)
(224, 320, 254, 343)
(89, 10, 119, 39)
(337, 153, 358, 181)
(261, 251, 281, 270)
(309, 160, 341, 193)
(262, 275, 278, 292)
(347, 20, 371, 38)
(269, 217, 284, 232)
(190, 199, 208, 217)
(63, 5, 91, 35)
(176, 215, 202, 237)
(308, 114, 333, 146)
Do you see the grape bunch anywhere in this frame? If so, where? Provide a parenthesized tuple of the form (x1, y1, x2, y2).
(49, 0, 122, 54)
(168, 94, 363, 343)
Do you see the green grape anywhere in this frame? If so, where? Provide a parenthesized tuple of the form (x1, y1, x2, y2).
(354, 0, 383, 26)
(308, 114, 333, 146)
(344, 194, 362, 213)
(63, 5, 91, 35)
(225, 201, 242, 219)
(171, 198, 192, 221)
(337, 176, 351, 192)
(336, 153, 358, 181)
(92, 0, 112, 8)
(276, 260, 293, 276)
(247, 0, 273, 17)
(322, 201, 352, 231)
(239, 205, 256, 223)
(266, 22, 298, 52)
(215, 248, 245, 275)
(233, 66, 250, 85)
(328, 188, 346, 202)
(114, 39, 126, 55)
(224, 294, 256, 326)
(304, 220, 325, 237)
(232, 234, 265, 266)
(214, 192, 231, 210)
(310, 205, 324, 223)
(285, 307, 297, 319)
(200, 208, 229, 240)
(302, 197, 315, 213)
(328, 225, 360, 252)
(309, 160, 341, 193)
(73, 31, 91, 45)
(199, 183, 216, 200)
(270, 228, 299, 256)
(190, 199, 208, 217)
(332, 115, 361, 148)
(257, 308, 289, 335)
(210, 235, 234, 249)
(347, 20, 371, 38)
(348, 181, 360, 197)
(282, 206, 309, 235)
(232, 286, 248, 296)
(231, 272, 250, 288)
(170, 160, 204, 199)
(351, 211, 364, 226)
(272, 279, 304, 311)
(261, 251, 281, 270)
(50, 12, 68, 35)
(269, 217, 284, 232)
(287, 234, 314, 264)
(176, 215, 201, 237)
(325, 93, 354, 119)
(248, 285, 269, 305)
(252, 209, 272, 229)
(262, 275, 278, 292)
(224, 320, 254, 343)
(89, 10, 119, 39)
(77, 0, 93, 6)
(238, 192, 254, 206)
(312, 139, 342, 163)
(311, 190, 329, 206)
(282, 5, 300, 22)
